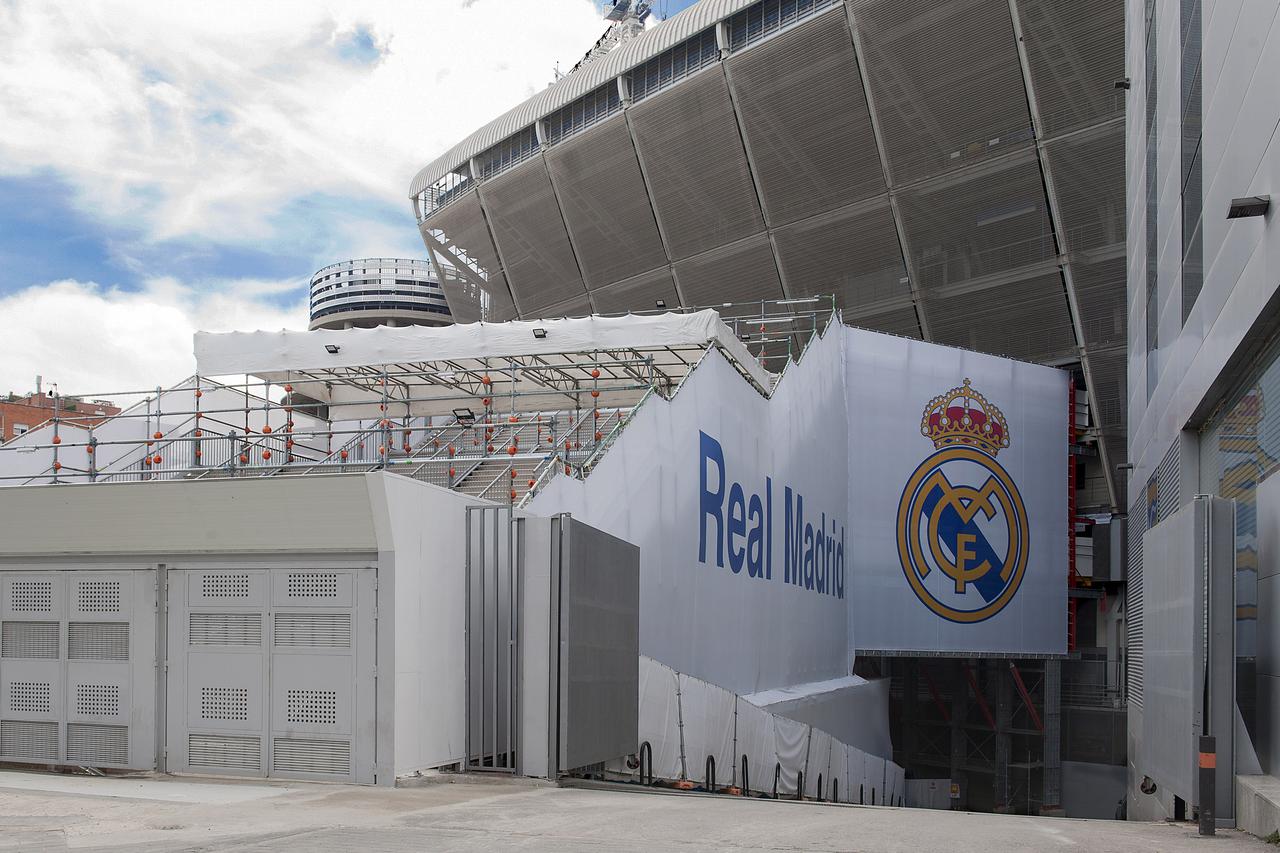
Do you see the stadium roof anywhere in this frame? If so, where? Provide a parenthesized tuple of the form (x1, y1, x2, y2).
(407, 0, 1126, 509)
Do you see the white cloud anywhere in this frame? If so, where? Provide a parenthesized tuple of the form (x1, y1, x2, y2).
(0, 0, 605, 243)
(0, 278, 308, 396)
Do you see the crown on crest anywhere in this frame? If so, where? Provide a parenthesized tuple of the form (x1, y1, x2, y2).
(920, 379, 1010, 456)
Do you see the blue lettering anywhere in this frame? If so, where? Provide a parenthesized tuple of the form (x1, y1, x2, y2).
(784, 487, 803, 585)
(803, 522, 815, 590)
(728, 482, 746, 573)
(698, 431, 725, 568)
(746, 493, 764, 578)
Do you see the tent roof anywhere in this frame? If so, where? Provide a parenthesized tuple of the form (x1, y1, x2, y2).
(193, 311, 773, 420)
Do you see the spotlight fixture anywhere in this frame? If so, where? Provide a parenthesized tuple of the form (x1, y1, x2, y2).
(1113, 77, 1131, 90)
(532, 327, 547, 339)
(1228, 195, 1270, 219)
(452, 407, 476, 425)
(655, 299, 667, 309)
(325, 344, 341, 354)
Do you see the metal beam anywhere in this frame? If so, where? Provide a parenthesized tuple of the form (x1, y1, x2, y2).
(842, 3, 931, 340)
(1006, 0, 1120, 512)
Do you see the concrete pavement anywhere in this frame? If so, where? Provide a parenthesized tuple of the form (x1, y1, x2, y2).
(0, 769, 1268, 851)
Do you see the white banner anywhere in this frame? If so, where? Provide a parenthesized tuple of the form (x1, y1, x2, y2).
(532, 322, 1068, 691)
(845, 327, 1068, 655)
(531, 327, 850, 694)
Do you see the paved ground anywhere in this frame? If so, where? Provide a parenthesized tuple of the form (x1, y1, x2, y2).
(0, 769, 1269, 852)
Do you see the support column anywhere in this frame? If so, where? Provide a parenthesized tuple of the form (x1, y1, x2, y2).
(903, 660, 919, 769)
(995, 659, 1012, 812)
(951, 661, 968, 810)
(1043, 658, 1063, 814)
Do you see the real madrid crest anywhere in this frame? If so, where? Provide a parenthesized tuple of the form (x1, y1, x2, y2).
(896, 379, 1029, 623)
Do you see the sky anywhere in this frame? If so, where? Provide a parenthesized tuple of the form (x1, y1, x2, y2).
(0, 0, 698, 397)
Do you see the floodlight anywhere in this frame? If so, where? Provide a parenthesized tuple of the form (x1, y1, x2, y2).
(532, 328, 547, 339)
(325, 344, 341, 354)
(453, 407, 476, 424)
(655, 299, 667, 309)
(1228, 195, 1270, 219)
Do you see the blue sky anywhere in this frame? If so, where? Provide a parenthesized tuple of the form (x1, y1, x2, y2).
(0, 0, 620, 393)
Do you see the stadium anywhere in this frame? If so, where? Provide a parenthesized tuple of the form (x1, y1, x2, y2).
(1, 0, 1279, 841)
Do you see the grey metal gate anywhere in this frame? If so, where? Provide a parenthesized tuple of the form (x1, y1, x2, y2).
(0, 569, 157, 769)
(464, 505, 523, 772)
(165, 566, 376, 783)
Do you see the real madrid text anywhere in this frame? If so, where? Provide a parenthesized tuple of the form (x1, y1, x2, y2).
(696, 430, 846, 599)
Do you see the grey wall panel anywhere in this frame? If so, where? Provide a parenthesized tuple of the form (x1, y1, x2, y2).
(560, 518, 639, 772)
(628, 69, 765, 260)
(1086, 346, 1127, 453)
(589, 267, 681, 315)
(672, 232, 784, 306)
(726, 9, 885, 226)
(896, 151, 1056, 292)
(544, 116, 668, 289)
(1015, 0, 1125, 140)
(478, 157, 586, 315)
(422, 195, 516, 321)
(534, 292, 594, 320)
(847, 304, 922, 339)
(925, 272, 1076, 362)
(1044, 123, 1126, 350)
(850, 0, 1033, 185)
(772, 198, 909, 310)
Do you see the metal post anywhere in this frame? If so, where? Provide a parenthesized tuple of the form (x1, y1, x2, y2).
(950, 662, 967, 810)
(1042, 659, 1062, 814)
(995, 660, 1012, 812)
(1198, 735, 1216, 835)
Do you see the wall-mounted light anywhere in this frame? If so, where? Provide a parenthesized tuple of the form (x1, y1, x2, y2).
(655, 299, 667, 309)
(532, 328, 547, 339)
(1114, 77, 1131, 90)
(1228, 195, 1270, 219)
(325, 344, 341, 354)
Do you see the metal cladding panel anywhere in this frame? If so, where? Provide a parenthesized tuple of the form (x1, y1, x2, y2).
(847, 304, 922, 339)
(544, 116, 667, 288)
(560, 518, 640, 771)
(534, 291, 595, 320)
(850, 0, 1033, 185)
(896, 151, 1056, 292)
(1044, 123, 1126, 350)
(589, 267, 681, 314)
(925, 271, 1076, 362)
(628, 68, 765, 260)
(726, 9, 886, 225)
(772, 198, 909, 310)
(478, 157, 586, 314)
(422, 193, 515, 320)
(1015, 0, 1125, 140)
(672, 233, 784, 306)
(1071, 256, 1126, 351)
(1086, 345, 1127, 452)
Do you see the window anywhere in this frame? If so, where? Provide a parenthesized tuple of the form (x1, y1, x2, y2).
(546, 83, 622, 145)
(1144, 4, 1158, 399)
(1180, 0, 1202, 324)
(628, 29, 719, 102)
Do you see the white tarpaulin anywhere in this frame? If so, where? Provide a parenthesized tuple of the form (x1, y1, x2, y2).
(735, 696, 775, 793)
(770, 713, 810, 797)
(845, 327, 1068, 655)
(804, 728, 832, 799)
(677, 673, 737, 784)
(193, 310, 772, 420)
(743, 674, 892, 759)
(636, 656, 683, 780)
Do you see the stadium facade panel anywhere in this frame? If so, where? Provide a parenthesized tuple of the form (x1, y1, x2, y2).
(411, 0, 1125, 507)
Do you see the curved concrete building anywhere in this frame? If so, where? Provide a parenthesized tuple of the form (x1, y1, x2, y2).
(410, 0, 1126, 508)
(308, 258, 452, 330)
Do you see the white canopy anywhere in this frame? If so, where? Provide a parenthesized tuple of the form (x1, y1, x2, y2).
(193, 311, 773, 420)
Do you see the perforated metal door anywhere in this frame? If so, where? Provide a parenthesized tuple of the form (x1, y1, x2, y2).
(167, 567, 375, 783)
(0, 570, 157, 769)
